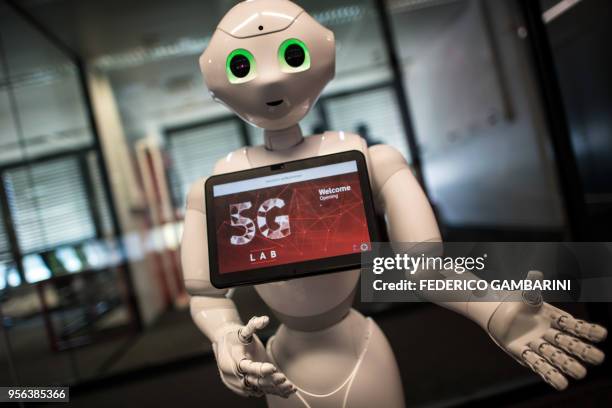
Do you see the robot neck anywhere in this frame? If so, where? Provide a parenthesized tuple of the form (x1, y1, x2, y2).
(264, 124, 303, 151)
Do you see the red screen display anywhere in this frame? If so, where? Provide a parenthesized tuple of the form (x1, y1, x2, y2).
(212, 161, 371, 274)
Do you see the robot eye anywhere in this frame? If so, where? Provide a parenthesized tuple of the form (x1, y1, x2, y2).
(278, 39, 310, 73)
(226, 49, 256, 84)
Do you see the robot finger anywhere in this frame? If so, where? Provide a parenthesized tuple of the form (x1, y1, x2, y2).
(252, 377, 296, 398)
(529, 339, 586, 379)
(238, 316, 270, 343)
(551, 313, 608, 343)
(544, 328, 605, 365)
(242, 375, 264, 397)
(521, 348, 568, 390)
(260, 388, 293, 399)
(244, 374, 286, 389)
(261, 381, 297, 398)
(270, 372, 288, 385)
(238, 358, 277, 377)
(277, 380, 296, 393)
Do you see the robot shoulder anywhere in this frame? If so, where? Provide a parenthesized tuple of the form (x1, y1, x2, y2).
(212, 147, 251, 175)
(367, 144, 410, 194)
(186, 177, 206, 213)
(185, 148, 252, 213)
(318, 131, 368, 155)
(182, 179, 229, 296)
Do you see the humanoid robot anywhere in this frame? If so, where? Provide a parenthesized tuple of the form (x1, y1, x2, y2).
(181, 1, 607, 407)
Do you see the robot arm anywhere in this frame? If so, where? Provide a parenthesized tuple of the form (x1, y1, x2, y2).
(369, 144, 474, 312)
(369, 144, 607, 390)
(182, 181, 296, 398)
(369, 145, 484, 314)
(182, 199, 240, 341)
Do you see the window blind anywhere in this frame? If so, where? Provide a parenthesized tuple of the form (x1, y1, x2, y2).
(326, 87, 411, 161)
(167, 119, 244, 210)
(3, 156, 96, 254)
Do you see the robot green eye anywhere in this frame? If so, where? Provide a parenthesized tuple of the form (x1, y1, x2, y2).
(279, 39, 310, 73)
(226, 49, 256, 84)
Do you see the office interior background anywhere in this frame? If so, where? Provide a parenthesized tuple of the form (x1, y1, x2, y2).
(0, 0, 611, 406)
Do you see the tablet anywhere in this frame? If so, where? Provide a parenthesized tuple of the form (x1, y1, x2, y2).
(205, 150, 378, 288)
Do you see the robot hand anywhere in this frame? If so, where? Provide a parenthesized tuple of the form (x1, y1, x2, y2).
(212, 315, 297, 398)
(487, 271, 607, 390)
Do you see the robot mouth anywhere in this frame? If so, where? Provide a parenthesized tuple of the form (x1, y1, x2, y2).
(266, 99, 284, 107)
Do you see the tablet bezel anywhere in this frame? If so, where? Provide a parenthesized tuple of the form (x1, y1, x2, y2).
(204, 150, 379, 289)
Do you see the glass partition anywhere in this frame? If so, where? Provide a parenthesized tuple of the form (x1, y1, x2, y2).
(388, 0, 565, 232)
(0, 4, 137, 387)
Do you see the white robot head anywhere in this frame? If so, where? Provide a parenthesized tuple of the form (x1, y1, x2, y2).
(200, 0, 335, 131)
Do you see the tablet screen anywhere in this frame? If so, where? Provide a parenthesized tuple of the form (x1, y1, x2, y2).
(211, 160, 372, 274)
